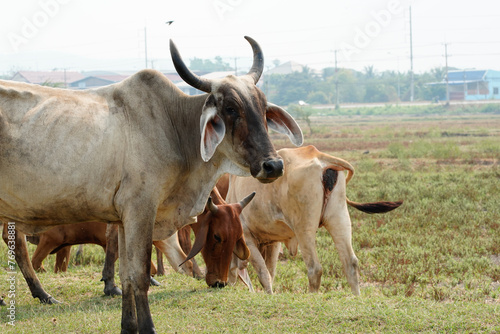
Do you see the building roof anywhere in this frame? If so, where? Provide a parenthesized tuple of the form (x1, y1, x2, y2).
(446, 69, 487, 83)
(11, 71, 85, 85)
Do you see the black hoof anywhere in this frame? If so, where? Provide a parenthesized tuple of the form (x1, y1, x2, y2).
(150, 277, 161, 286)
(40, 296, 60, 304)
(104, 286, 123, 296)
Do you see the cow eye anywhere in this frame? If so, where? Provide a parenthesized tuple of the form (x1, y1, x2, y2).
(225, 106, 238, 117)
(214, 234, 222, 243)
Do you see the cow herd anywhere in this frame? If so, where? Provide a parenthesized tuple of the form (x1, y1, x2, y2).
(0, 37, 401, 333)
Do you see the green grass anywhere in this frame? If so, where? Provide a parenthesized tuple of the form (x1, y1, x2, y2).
(1, 111, 500, 333)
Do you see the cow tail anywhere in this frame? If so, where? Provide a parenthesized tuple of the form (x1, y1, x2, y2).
(346, 199, 403, 214)
(321, 165, 403, 215)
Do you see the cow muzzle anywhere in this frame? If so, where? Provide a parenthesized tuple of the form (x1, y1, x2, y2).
(210, 281, 228, 289)
(255, 158, 284, 183)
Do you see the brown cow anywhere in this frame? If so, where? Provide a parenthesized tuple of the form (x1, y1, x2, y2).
(9, 222, 190, 295)
(180, 187, 255, 288)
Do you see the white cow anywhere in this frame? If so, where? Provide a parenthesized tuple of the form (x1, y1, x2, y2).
(0, 37, 303, 333)
(226, 146, 402, 295)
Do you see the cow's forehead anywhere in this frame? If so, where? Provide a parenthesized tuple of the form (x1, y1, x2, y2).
(212, 75, 263, 104)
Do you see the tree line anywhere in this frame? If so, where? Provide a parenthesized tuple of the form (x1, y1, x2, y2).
(262, 65, 449, 106)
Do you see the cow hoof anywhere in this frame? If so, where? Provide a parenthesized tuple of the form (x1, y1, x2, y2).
(40, 296, 60, 304)
(104, 286, 123, 296)
(0, 298, 6, 306)
(150, 277, 161, 286)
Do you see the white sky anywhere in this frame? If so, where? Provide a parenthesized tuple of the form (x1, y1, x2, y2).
(1, 0, 500, 75)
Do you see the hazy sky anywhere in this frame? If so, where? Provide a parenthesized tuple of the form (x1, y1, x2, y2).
(2, 0, 500, 75)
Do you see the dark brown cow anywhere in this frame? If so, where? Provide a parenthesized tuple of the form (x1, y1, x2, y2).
(6, 223, 188, 295)
(26, 222, 107, 273)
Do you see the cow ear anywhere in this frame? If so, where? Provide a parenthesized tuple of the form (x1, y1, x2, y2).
(233, 236, 250, 260)
(200, 95, 226, 162)
(266, 103, 303, 147)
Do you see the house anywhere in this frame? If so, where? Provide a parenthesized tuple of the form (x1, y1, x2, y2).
(70, 74, 129, 89)
(10, 70, 85, 88)
(432, 69, 500, 101)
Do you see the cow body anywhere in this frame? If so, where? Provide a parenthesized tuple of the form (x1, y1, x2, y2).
(18, 222, 193, 295)
(0, 37, 303, 333)
(226, 145, 402, 294)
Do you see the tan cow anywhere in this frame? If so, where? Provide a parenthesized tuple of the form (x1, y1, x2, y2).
(226, 145, 402, 295)
(0, 36, 302, 333)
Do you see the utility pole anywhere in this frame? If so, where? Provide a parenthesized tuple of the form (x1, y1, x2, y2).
(444, 43, 449, 102)
(409, 6, 414, 102)
(234, 57, 238, 76)
(334, 49, 339, 109)
(144, 26, 148, 69)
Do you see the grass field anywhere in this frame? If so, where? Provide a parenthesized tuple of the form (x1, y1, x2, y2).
(1, 107, 499, 333)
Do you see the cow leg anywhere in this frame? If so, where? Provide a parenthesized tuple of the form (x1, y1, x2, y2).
(322, 204, 360, 296)
(75, 244, 84, 265)
(31, 238, 56, 273)
(55, 246, 71, 273)
(263, 242, 281, 281)
(155, 246, 165, 276)
(293, 226, 323, 293)
(102, 224, 122, 296)
(228, 255, 239, 286)
(2, 224, 59, 304)
(119, 211, 156, 334)
(245, 234, 274, 294)
(117, 224, 137, 333)
(149, 261, 161, 287)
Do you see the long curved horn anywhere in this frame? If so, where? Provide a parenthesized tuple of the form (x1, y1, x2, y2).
(169, 39, 212, 93)
(244, 36, 264, 84)
(239, 192, 256, 210)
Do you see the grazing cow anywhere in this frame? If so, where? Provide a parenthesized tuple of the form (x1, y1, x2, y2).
(20, 222, 191, 295)
(226, 145, 402, 295)
(180, 187, 255, 288)
(0, 36, 302, 333)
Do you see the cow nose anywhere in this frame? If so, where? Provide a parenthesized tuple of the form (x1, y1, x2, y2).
(261, 159, 284, 180)
(210, 281, 227, 289)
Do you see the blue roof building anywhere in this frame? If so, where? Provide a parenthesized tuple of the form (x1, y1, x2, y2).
(440, 69, 500, 100)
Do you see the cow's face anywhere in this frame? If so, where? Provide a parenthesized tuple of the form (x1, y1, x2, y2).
(201, 202, 249, 288)
(180, 192, 254, 288)
(171, 36, 303, 183)
(199, 76, 302, 182)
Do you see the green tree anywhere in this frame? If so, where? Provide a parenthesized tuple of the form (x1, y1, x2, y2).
(189, 57, 233, 72)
